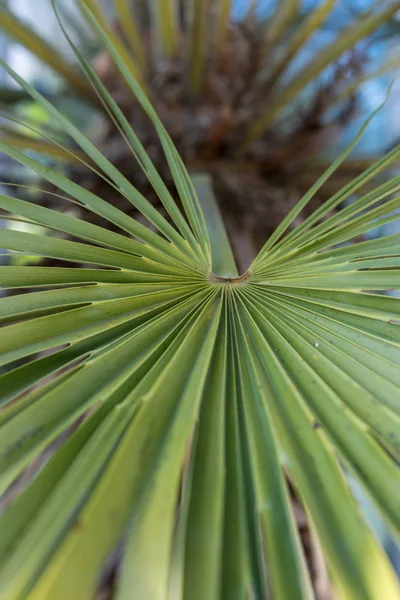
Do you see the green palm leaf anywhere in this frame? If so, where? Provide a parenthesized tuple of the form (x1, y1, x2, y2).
(0, 8, 399, 600)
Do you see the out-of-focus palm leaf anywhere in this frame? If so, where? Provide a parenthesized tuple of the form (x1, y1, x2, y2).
(187, 0, 213, 95)
(0, 3, 93, 100)
(243, 0, 400, 146)
(78, 0, 144, 83)
(264, 0, 336, 86)
(214, 0, 231, 52)
(150, 0, 180, 59)
(264, 0, 299, 47)
(113, 0, 147, 71)
(0, 14, 399, 600)
(0, 125, 84, 163)
(331, 51, 400, 107)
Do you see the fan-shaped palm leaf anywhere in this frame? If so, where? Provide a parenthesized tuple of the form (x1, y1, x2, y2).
(0, 6, 399, 600)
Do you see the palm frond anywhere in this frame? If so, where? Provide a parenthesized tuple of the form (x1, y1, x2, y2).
(263, 0, 299, 47)
(0, 126, 83, 163)
(213, 0, 232, 52)
(78, 0, 144, 83)
(150, 0, 180, 59)
(187, 0, 213, 95)
(243, 0, 400, 147)
(264, 0, 336, 87)
(113, 0, 147, 72)
(331, 50, 400, 107)
(0, 17, 399, 600)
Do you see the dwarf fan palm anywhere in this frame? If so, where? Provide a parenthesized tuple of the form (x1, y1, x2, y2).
(0, 4, 399, 600)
